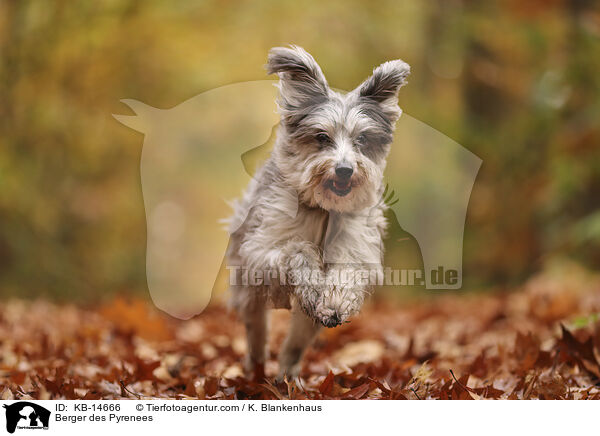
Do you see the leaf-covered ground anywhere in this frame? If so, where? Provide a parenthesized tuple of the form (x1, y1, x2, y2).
(1, 268, 600, 399)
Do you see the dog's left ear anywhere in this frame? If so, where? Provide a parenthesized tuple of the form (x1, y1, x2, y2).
(356, 60, 410, 120)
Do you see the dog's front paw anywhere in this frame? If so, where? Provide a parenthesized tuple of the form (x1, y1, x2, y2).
(316, 306, 342, 328)
(315, 286, 364, 328)
(294, 285, 342, 327)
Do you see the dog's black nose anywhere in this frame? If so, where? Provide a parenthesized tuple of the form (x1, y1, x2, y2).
(335, 164, 353, 179)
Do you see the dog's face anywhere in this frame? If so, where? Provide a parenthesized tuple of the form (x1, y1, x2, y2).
(268, 46, 409, 212)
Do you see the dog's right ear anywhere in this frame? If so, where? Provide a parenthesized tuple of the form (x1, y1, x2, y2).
(267, 46, 329, 109)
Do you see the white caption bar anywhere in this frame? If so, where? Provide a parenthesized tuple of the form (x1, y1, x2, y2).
(0, 400, 595, 435)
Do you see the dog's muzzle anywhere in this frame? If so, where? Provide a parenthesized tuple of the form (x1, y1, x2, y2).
(327, 163, 354, 197)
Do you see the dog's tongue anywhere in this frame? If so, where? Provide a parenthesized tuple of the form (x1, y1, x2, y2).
(334, 180, 350, 190)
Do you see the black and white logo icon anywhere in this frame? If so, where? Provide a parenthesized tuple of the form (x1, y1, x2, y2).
(2, 402, 50, 434)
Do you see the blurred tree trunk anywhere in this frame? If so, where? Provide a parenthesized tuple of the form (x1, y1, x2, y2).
(461, 1, 544, 285)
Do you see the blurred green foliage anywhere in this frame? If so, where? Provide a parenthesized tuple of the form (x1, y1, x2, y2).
(0, 0, 599, 300)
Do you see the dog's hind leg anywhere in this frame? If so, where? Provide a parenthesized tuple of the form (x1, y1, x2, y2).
(277, 301, 321, 380)
(238, 292, 269, 381)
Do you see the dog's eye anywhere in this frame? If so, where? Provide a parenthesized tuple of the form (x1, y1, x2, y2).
(316, 133, 331, 145)
(356, 133, 367, 146)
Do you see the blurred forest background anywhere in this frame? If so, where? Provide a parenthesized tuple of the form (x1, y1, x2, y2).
(0, 0, 599, 302)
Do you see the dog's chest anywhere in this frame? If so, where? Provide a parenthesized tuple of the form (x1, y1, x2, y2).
(293, 206, 329, 248)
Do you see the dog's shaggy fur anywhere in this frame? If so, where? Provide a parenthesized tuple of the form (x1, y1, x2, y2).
(227, 46, 409, 378)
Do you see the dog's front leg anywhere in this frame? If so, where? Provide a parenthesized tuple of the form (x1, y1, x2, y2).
(279, 239, 326, 320)
(316, 211, 384, 327)
(240, 237, 326, 320)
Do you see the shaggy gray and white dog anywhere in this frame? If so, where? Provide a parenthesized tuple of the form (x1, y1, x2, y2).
(227, 46, 409, 378)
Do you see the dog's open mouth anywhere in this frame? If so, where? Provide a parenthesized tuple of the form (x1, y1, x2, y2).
(327, 179, 352, 197)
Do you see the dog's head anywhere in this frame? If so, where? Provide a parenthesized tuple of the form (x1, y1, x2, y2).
(268, 45, 409, 213)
